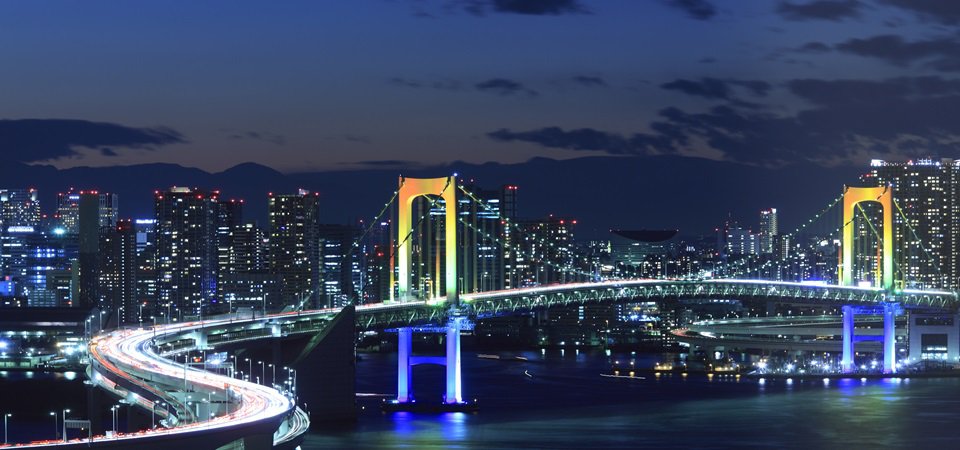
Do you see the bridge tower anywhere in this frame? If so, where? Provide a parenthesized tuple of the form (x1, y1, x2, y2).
(390, 176, 471, 409)
(839, 185, 899, 373)
(839, 185, 894, 290)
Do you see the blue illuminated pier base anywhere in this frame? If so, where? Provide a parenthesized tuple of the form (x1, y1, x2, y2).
(841, 303, 899, 374)
(390, 316, 474, 411)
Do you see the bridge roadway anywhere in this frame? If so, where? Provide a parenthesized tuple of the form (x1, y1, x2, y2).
(673, 315, 903, 353)
(9, 279, 955, 448)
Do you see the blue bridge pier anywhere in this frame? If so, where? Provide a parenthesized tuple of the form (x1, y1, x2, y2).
(841, 303, 900, 374)
(387, 316, 477, 412)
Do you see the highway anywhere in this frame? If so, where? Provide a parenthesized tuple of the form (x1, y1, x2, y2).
(9, 317, 298, 448)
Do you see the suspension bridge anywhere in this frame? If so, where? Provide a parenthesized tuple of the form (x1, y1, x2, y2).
(27, 176, 958, 448)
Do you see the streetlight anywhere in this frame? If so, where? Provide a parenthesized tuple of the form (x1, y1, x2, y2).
(4, 413, 11, 444)
(245, 358, 251, 378)
(110, 405, 118, 436)
(49, 412, 56, 439)
(269, 363, 275, 387)
(62, 409, 70, 443)
(151, 402, 157, 429)
(258, 361, 265, 385)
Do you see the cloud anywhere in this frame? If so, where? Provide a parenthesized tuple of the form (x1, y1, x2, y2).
(475, 78, 538, 96)
(787, 76, 960, 105)
(776, 0, 862, 21)
(796, 41, 831, 53)
(660, 78, 771, 105)
(460, 0, 587, 15)
(878, 0, 960, 25)
(228, 130, 285, 145)
(489, 76, 960, 166)
(0, 119, 185, 163)
(571, 76, 607, 87)
(661, 0, 717, 20)
(391, 76, 536, 96)
(389, 77, 463, 91)
(487, 127, 675, 155)
(834, 34, 960, 72)
(353, 159, 415, 166)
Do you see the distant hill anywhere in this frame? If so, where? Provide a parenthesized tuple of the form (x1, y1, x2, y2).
(10, 156, 864, 239)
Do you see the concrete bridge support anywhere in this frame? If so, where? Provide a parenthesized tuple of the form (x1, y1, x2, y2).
(841, 303, 899, 374)
(395, 317, 466, 406)
(293, 305, 357, 422)
(242, 432, 275, 450)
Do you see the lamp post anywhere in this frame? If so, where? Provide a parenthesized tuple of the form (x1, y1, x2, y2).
(110, 405, 118, 436)
(245, 358, 251, 378)
(269, 363, 275, 387)
(4, 413, 11, 444)
(258, 361, 265, 385)
(62, 409, 70, 443)
(50, 412, 57, 439)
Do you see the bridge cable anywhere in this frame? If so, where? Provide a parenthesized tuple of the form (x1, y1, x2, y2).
(456, 185, 598, 282)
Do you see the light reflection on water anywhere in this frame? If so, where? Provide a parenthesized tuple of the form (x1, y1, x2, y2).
(305, 350, 960, 449)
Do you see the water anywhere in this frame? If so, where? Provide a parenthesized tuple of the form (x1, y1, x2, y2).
(5, 353, 960, 447)
(304, 350, 960, 449)
(0, 371, 87, 444)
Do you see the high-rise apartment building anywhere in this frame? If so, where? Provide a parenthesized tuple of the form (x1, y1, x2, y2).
(511, 216, 580, 287)
(759, 208, 778, 254)
(268, 190, 320, 308)
(220, 222, 278, 313)
(215, 199, 244, 291)
(155, 187, 221, 321)
(864, 158, 960, 289)
(77, 190, 119, 307)
(99, 220, 137, 323)
(134, 219, 157, 320)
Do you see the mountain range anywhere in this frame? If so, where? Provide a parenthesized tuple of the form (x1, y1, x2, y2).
(8, 156, 865, 239)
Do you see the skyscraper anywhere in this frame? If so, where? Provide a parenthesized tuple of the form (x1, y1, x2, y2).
(268, 190, 320, 308)
(0, 188, 40, 229)
(215, 198, 244, 291)
(219, 222, 278, 314)
(55, 189, 81, 233)
(99, 220, 137, 323)
(317, 223, 361, 308)
(155, 187, 220, 321)
(134, 219, 157, 321)
(458, 183, 513, 293)
(77, 190, 119, 307)
(759, 208, 778, 255)
(511, 216, 580, 287)
(0, 225, 75, 307)
(864, 158, 960, 289)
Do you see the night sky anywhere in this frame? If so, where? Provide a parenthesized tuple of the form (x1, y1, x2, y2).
(2, 1, 959, 233)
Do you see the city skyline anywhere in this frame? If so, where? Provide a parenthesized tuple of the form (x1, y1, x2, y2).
(5, 2, 960, 449)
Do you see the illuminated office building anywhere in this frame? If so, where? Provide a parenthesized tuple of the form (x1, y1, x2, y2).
(0, 188, 40, 229)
